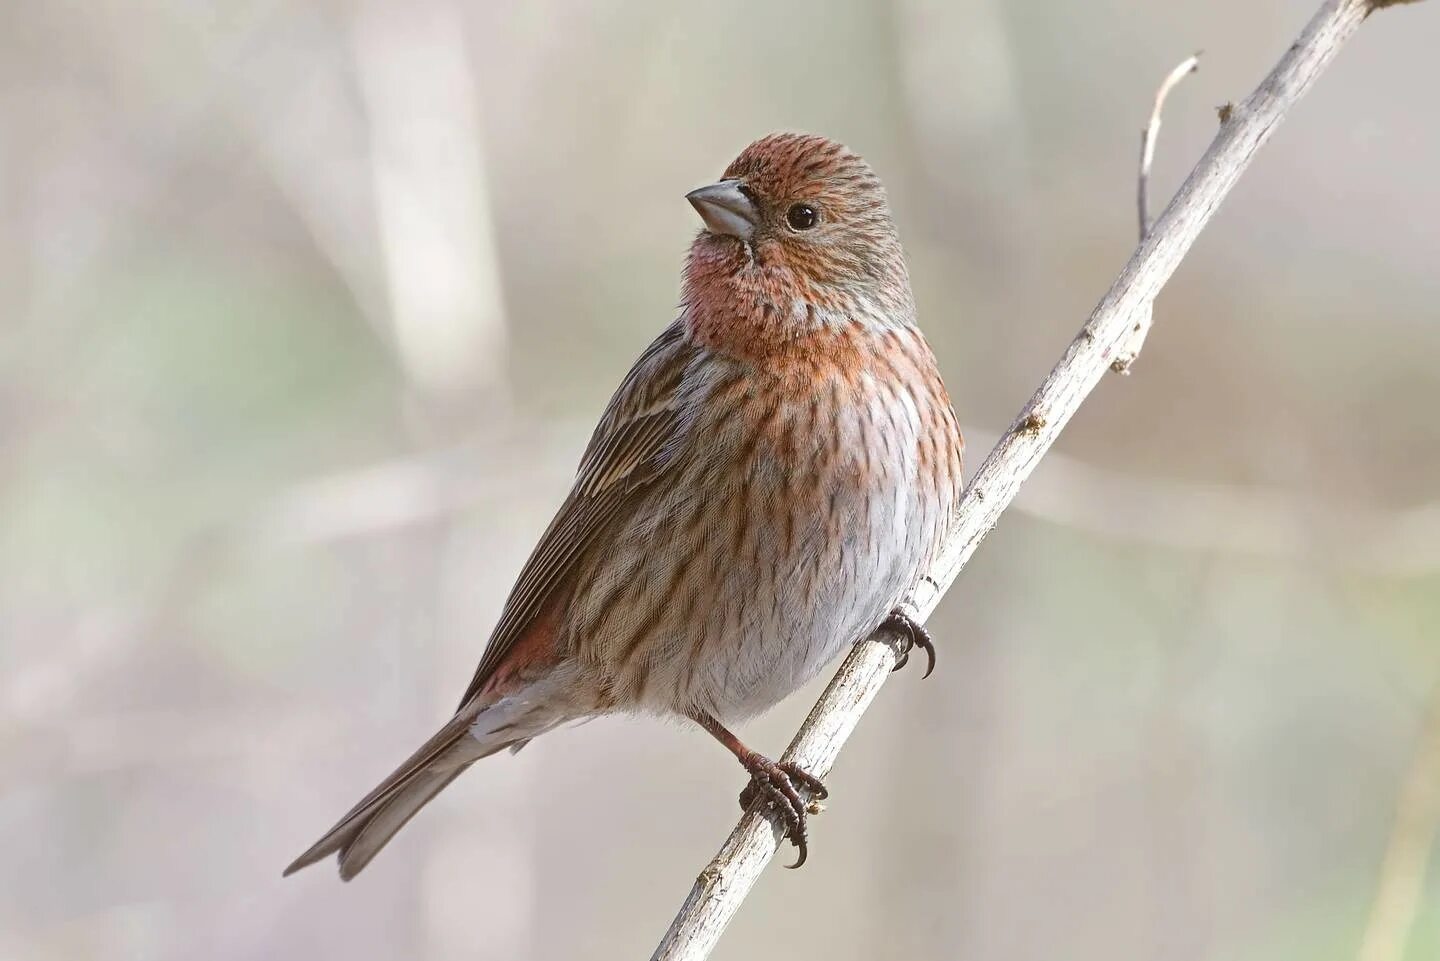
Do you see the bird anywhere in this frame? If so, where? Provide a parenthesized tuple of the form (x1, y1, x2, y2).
(284, 133, 964, 880)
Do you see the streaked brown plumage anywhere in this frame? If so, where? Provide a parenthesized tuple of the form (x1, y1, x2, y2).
(284, 133, 963, 879)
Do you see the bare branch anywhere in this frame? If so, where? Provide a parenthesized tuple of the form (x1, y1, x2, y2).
(650, 2, 1426, 958)
(1115, 50, 1200, 374)
(1139, 51, 1202, 240)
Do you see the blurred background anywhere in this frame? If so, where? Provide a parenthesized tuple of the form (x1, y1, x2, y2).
(3, 0, 1439, 959)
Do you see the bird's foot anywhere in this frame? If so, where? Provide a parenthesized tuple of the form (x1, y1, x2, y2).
(882, 605, 936, 678)
(737, 754, 829, 868)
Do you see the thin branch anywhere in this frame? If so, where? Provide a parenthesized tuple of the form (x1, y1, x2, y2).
(650, 2, 1424, 958)
(1139, 51, 1203, 240)
(1115, 50, 1200, 374)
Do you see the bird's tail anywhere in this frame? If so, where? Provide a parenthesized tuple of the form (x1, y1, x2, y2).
(283, 709, 515, 881)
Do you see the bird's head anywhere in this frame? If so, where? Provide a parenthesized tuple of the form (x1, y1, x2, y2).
(683, 134, 913, 343)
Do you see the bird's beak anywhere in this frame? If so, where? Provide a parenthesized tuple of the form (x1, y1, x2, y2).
(686, 179, 758, 241)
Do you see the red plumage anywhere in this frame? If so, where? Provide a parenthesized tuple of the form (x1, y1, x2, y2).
(286, 133, 963, 879)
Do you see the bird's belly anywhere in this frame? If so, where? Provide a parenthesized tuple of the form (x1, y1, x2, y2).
(688, 477, 927, 721)
(569, 369, 953, 724)
(643, 443, 937, 722)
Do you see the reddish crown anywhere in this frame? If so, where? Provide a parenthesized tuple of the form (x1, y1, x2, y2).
(682, 134, 915, 364)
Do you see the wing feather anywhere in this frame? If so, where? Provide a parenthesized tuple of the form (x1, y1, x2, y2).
(455, 321, 697, 709)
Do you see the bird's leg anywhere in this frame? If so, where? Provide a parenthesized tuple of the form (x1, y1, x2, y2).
(689, 711, 828, 868)
(881, 603, 936, 678)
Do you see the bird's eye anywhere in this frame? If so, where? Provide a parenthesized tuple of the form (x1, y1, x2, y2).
(786, 203, 819, 231)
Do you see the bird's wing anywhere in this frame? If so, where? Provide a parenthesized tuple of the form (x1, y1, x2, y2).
(455, 320, 699, 710)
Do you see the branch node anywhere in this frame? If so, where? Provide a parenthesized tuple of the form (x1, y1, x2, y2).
(1120, 52, 1201, 376)
(1137, 51, 1201, 240)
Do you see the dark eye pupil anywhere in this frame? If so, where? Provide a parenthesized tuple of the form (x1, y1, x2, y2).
(786, 204, 818, 230)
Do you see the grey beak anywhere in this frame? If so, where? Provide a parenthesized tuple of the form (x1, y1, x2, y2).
(686, 179, 758, 241)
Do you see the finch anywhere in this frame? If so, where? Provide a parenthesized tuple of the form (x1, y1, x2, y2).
(284, 133, 964, 879)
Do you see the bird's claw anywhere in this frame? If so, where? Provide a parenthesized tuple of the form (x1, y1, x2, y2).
(882, 607, 936, 678)
(737, 755, 828, 868)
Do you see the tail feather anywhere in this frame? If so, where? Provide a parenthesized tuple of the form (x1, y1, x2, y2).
(283, 711, 512, 880)
(336, 765, 471, 880)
